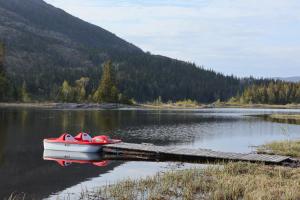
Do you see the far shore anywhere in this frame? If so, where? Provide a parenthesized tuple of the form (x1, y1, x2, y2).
(0, 102, 137, 110)
(1, 102, 300, 110)
(210, 102, 300, 109)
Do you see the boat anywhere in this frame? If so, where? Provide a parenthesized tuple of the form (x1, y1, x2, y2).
(43, 150, 110, 167)
(43, 132, 121, 153)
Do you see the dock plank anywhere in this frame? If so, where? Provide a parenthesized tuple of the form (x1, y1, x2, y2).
(103, 142, 290, 164)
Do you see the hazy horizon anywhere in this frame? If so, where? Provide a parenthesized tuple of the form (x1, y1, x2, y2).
(45, 0, 300, 78)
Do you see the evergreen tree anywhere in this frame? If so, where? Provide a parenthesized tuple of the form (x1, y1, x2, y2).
(93, 61, 119, 103)
(0, 42, 8, 101)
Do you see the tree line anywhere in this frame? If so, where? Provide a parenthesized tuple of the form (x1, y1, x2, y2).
(58, 61, 132, 104)
(0, 41, 283, 105)
(236, 81, 300, 105)
(0, 42, 8, 101)
(0, 42, 33, 102)
(0, 42, 131, 104)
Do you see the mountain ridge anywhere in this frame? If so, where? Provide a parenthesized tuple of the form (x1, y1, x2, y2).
(0, 0, 259, 102)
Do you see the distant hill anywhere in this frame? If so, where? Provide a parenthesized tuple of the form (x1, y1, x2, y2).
(0, 0, 264, 102)
(276, 77, 300, 83)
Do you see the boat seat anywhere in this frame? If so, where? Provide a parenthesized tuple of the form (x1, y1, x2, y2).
(64, 134, 77, 142)
(53, 133, 77, 142)
(75, 132, 92, 142)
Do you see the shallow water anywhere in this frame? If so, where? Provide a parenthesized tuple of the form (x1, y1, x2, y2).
(0, 108, 300, 199)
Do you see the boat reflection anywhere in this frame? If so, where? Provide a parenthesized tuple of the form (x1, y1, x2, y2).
(43, 150, 110, 167)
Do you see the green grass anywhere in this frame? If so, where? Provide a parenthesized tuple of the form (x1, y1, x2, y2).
(257, 140, 300, 157)
(81, 162, 300, 200)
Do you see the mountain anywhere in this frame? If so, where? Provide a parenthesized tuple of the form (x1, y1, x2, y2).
(276, 77, 300, 83)
(0, 0, 257, 102)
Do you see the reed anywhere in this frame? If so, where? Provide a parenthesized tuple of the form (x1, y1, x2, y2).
(6, 192, 26, 200)
(257, 140, 300, 157)
(269, 114, 300, 120)
(80, 162, 300, 200)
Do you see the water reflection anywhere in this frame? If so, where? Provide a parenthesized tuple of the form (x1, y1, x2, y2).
(21, 110, 29, 130)
(43, 150, 110, 167)
(259, 115, 300, 125)
(0, 111, 8, 165)
(59, 110, 130, 134)
(0, 108, 300, 199)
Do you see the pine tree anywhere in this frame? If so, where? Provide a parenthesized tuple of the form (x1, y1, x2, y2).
(0, 42, 8, 101)
(93, 61, 119, 103)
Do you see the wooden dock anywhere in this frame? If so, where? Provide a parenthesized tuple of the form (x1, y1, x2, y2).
(103, 142, 293, 165)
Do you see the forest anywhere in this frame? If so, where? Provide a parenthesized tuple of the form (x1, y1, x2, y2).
(0, 42, 130, 104)
(2, 41, 299, 105)
(0, 42, 7, 101)
(236, 81, 300, 104)
(0, 43, 258, 104)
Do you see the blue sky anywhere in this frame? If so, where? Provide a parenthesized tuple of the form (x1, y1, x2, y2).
(45, 0, 300, 78)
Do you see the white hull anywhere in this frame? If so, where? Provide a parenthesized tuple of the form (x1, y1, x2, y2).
(43, 140, 102, 153)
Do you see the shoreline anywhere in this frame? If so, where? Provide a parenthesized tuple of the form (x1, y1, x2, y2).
(1, 102, 300, 110)
(0, 102, 138, 110)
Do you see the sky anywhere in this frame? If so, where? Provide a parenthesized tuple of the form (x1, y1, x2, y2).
(44, 0, 300, 78)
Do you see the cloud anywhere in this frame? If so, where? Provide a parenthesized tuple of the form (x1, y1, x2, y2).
(45, 0, 300, 77)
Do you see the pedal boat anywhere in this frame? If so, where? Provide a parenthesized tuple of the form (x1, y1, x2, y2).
(43, 132, 121, 153)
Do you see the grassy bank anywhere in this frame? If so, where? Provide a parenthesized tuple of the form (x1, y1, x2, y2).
(213, 102, 300, 109)
(82, 162, 300, 200)
(257, 140, 300, 158)
(256, 114, 300, 125)
(2, 102, 300, 110)
(142, 99, 203, 109)
(143, 99, 300, 109)
(0, 102, 57, 108)
(0, 102, 136, 109)
(268, 114, 300, 120)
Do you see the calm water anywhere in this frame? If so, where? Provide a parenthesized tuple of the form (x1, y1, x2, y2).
(1, 108, 300, 199)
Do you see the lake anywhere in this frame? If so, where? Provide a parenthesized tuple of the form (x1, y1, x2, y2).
(0, 108, 300, 199)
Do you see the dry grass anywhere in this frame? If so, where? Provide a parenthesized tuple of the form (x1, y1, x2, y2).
(269, 114, 300, 120)
(215, 102, 300, 109)
(142, 99, 202, 109)
(82, 162, 300, 200)
(5, 192, 26, 200)
(257, 140, 300, 158)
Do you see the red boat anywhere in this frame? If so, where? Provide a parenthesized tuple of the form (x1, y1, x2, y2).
(43, 132, 121, 152)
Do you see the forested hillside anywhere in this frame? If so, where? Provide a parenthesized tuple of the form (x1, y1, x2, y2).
(0, 0, 268, 103)
(0, 42, 7, 101)
(237, 81, 300, 104)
